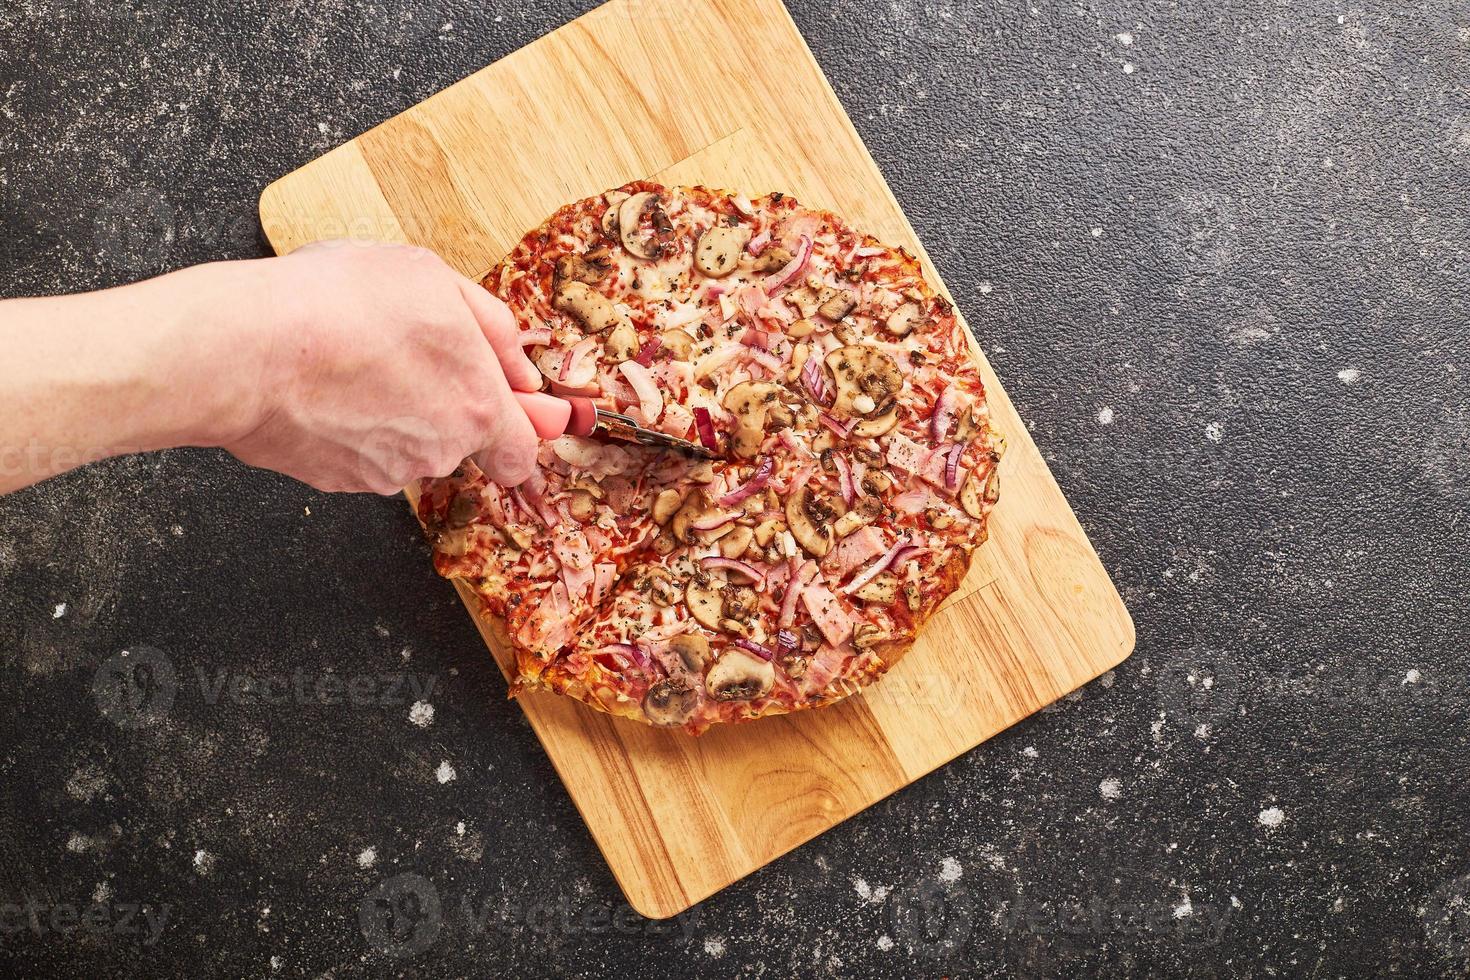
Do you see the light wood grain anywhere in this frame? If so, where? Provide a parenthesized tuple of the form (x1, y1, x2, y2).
(259, 0, 1134, 919)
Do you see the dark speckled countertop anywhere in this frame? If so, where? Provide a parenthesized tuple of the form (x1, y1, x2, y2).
(2, 1, 1469, 976)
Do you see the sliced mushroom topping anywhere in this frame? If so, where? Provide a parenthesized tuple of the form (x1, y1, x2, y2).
(817, 287, 858, 322)
(854, 572, 899, 605)
(719, 617, 752, 637)
(553, 280, 627, 334)
(985, 467, 1001, 503)
(959, 467, 993, 520)
(824, 345, 902, 420)
(852, 623, 891, 652)
(784, 285, 823, 318)
(861, 470, 893, 495)
(618, 191, 670, 260)
(926, 508, 956, 530)
(600, 190, 630, 239)
(669, 633, 711, 673)
(903, 582, 922, 613)
(605, 321, 639, 361)
(752, 245, 792, 274)
(447, 491, 478, 528)
(785, 486, 834, 558)
(851, 406, 899, 438)
(659, 329, 695, 360)
(705, 649, 775, 702)
(652, 531, 677, 556)
(683, 576, 724, 631)
(642, 678, 698, 727)
(832, 497, 881, 538)
(720, 584, 758, 622)
(503, 525, 535, 550)
(954, 406, 981, 442)
(555, 248, 612, 286)
(566, 490, 597, 522)
(885, 302, 924, 337)
(652, 488, 684, 525)
(627, 564, 680, 606)
(721, 380, 787, 458)
(752, 518, 782, 548)
(694, 225, 750, 278)
(719, 525, 754, 559)
(670, 488, 715, 544)
(788, 317, 816, 339)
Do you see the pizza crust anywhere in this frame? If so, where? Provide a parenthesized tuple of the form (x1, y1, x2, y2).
(415, 183, 1001, 734)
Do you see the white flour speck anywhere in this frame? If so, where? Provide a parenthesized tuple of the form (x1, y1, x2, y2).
(1090, 226, 1103, 238)
(270, 956, 283, 971)
(1122, 62, 1136, 74)
(455, 821, 466, 836)
(65, 764, 107, 801)
(1404, 669, 1422, 685)
(1116, 31, 1134, 45)
(939, 856, 963, 882)
(1205, 421, 1225, 443)
(1022, 746, 1039, 758)
(435, 761, 457, 784)
(704, 937, 726, 957)
(357, 846, 377, 868)
(1174, 895, 1194, 918)
(93, 881, 111, 903)
(979, 280, 993, 295)
(876, 934, 894, 950)
(66, 833, 89, 853)
(193, 849, 215, 875)
(1100, 777, 1122, 800)
(1259, 806, 1285, 828)
(409, 701, 435, 727)
(1098, 406, 1116, 425)
(1337, 367, 1361, 384)
(52, 603, 66, 619)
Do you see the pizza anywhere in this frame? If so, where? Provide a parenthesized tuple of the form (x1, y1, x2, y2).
(413, 182, 1002, 734)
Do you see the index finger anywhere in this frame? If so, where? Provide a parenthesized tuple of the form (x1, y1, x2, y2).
(458, 277, 542, 393)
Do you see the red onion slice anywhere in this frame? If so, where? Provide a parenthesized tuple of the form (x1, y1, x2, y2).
(840, 535, 913, 596)
(734, 638, 776, 662)
(832, 453, 856, 507)
(700, 556, 765, 583)
(818, 413, 857, 438)
(634, 337, 662, 367)
(520, 327, 553, 346)
(598, 642, 650, 672)
(779, 560, 818, 627)
(718, 457, 774, 507)
(559, 337, 597, 382)
(889, 544, 928, 570)
(692, 407, 718, 451)
(761, 234, 812, 294)
(775, 629, 799, 654)
(945, 442, 966, 490)
(802, 356, 834, 407)
(747, 230, 772, 255)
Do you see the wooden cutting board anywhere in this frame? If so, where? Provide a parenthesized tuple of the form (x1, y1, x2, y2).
(258, 0, 1134, 918)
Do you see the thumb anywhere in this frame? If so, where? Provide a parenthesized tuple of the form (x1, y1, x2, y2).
(458, 278, 543, 393)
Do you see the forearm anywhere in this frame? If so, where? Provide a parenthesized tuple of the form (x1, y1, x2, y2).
(0, 262, 270, 493)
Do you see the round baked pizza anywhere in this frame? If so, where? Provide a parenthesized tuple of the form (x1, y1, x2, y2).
(414, 182, 1002, 734)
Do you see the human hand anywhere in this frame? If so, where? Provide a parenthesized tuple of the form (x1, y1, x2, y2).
(222, 241, 541, 492)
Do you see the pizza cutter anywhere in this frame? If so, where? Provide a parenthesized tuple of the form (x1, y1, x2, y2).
(512, 390, 714, 459)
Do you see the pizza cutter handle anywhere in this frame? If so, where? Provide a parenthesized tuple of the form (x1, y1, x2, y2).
(511, 391, 597, 440)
